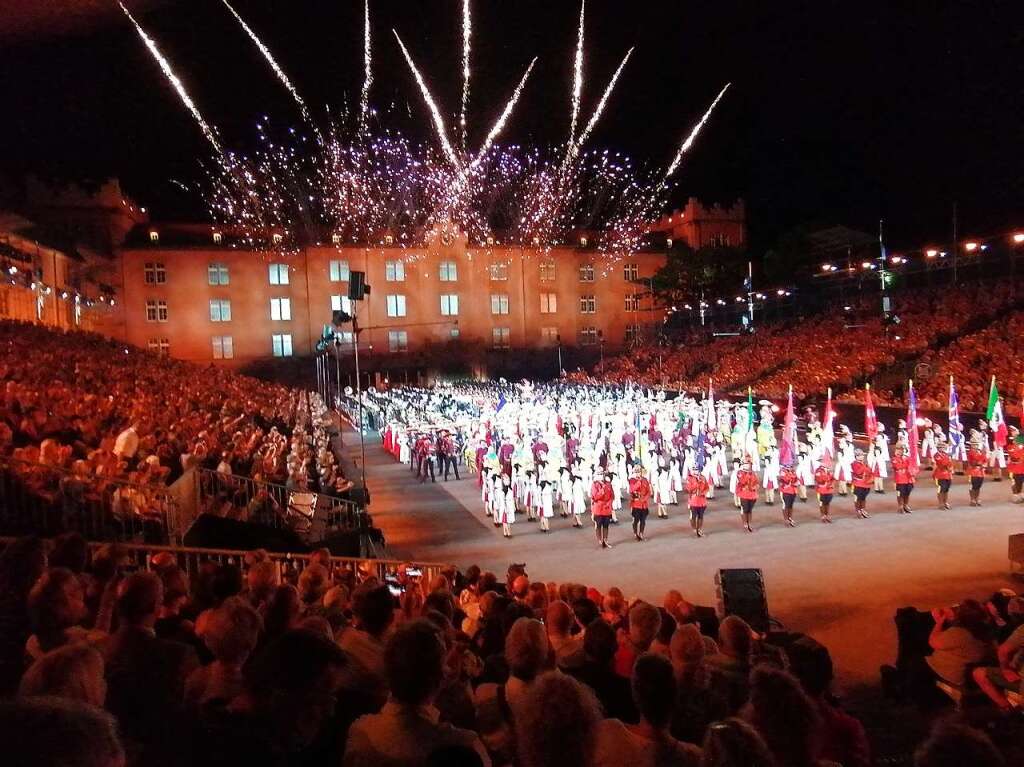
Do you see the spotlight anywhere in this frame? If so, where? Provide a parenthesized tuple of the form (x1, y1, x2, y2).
(1014, 233, 1024, 244)
(964, 241, 978, 252)
(925, 249, 938, 258)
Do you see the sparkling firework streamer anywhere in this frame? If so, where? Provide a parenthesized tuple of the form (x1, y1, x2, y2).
(569, 0, 585, 144)
(392, 30, 462, 169)
(359, 0, 372, 130)
(468, 57, 537, 172)
(118, 2, 221, 154)
(664, 82, 731, 178)
(568, 46, 634, 163)
(459, 0, 471, 149)
(220, 0, 315, 129)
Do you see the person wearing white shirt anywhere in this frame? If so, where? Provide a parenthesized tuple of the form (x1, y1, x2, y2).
(113, 421, 141, 460)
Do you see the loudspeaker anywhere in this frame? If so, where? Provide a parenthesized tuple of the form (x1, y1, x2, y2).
(183, 514, 310, 554)
(715, 568, 770, 633)
(348, 271, 366, 301)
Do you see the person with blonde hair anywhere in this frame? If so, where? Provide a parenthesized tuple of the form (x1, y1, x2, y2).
(19, 643, 107, 706)
(615, 601, 662, 677)
(516, 672, 603, 767)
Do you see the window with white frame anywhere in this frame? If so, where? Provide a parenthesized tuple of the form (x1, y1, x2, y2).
(578, 327, 599, 345)
(330, 295, 352, 314)
(708, 233, 730, 247)
(540, 293, 557, 314)
(489, 262, 509, 281)
(268, 263, 289, 285)
(270, 297, 292, 321)
(147, 338, 170, 355)
(439, 261, 458, 281)
(450, 328, 460, 339)
(335, 330, 355, 348)
(212, 335, 233, 359)
(145, 299, 168, 322)
(578, 263, 594, 282)
(624, 294, 641, 312)
(624, 263, 639, 281)
(490, 294, 510, 315)
(579, 295, 596, 313)
(386, 294, 407, 317)
(625, 324, 643, 343)
(272, 334, 293, 357)
(209, 299, 231, 322)
(212, 232, 223, 244)
(149, 230, 159, 243)
(440, 294, 459, 316)
(144, 262, 166, 284)
(540, 326, 559, 346)
(388, 330, 408, 352)
(208, 263, 229, 285)
(329, 259, 350, 282)
(539, 259, 556, 282)
(385, 260, 405, 282)
(492, 327, 511, 349)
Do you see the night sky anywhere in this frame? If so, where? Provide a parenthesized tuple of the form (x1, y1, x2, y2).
(0, 1, 1021, 253)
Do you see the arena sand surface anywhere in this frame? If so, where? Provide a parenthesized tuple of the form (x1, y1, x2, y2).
(353, 429, 1023, 691)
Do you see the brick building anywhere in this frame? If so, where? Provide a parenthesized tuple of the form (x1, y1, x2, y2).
(651, 197, 746, 250)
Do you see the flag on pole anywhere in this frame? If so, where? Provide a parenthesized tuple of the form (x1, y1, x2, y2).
(695, 427, 706, 472)
(864, 383, 878, 441)
(986, 375, 1008, 447)
(780, 385, 797, 466)
(948, 376, 966, 460)
(821, 387, 836, 457)
(907, 379, 920, 476)
(705, 379, 715, 429)
(746, 387, 755, 432)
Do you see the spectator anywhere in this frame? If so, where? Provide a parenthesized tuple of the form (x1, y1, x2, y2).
(971, 608, 1024, 711)
(298, 563, 330, 615)
(343, 619, 490, 767)
(26, 567, 98, 661)
(744, 666, 828, 767)
(0, 696, 125, 767)
(915, 599, 995, 695)
(244, 559, 280, 612)
(568, 618, 638, 723)
(337, 582, 396, 711)
(615, 601, 662, 677)
(546, 599, 582, 667)
(670, 623, 729, 746)
(0, 536, 47, 694)
(18, 643, 107, 706)
(261, 584, 301, 644)
(594, 653, 702, 767)
(186, 596, 263, 709)
(651, 607, 678, 657)
(913, 722, 1005, 767)
(706, 615, 754, 713)
(516, 672, 603, 767)
(699, 718, 776, 767)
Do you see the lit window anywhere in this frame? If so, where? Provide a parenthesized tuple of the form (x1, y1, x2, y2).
(149, 230, 159, 243)
(385, 235, 394, 245)
(209, 299, 232, 322)
(335, 330, 355, 348)
(145, 299, 168, 322)
(272, 333, 293, 357)
(332, 233, 341, 245)
(386, 294, 407, 317)
(212, 336, 234, 359)
(624, 263, 639, 281)
(270, 297, 292, 321)
(708, 233, 730, 247)
(625, 324, 643, 343)
(212, 232, 223, 244)
(330, 295, 352, 313)
(329, 259, 350, 282)
(540, 293, 557, 314)
(207, 262, 229, 285)
(440, 294, 459, 316)
(624, 294, 640, 312)
(439, 261, 458, 281)
(388, 330, 408, 352)
(272, 233, 283, 245)
(578, 327, 598, 346)
(268, 263, 289, 285)
(539, 260, 555, 282)
(490, 294, 510, 315)
(492, 327, 511, 349)
(450, 328, 460, 339)
(143, 262, 166, 284)
(147, 338, 170, 355)
(385, 260, 406, 282)
(579, 264, 594, 282)
(579, 236, 588, 247)
(579, 295, 596, 313)
(540, 327, 559, 346)
(489, 262, 509, 281)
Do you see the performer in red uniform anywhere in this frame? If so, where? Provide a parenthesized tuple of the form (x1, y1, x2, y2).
(590, 468, 615, 549)
(890, 444, 915, 514)
(967, 434, 988, 507)
(814, 460, 835, 523)
(628, 465, 652, 542)
(932, 442, 953, 510)
(779, 462, 800, 527)
(1006, 427, 1024, 504)
(850, 448, 874, 519)
(685, 468, 710, 538)
(736, 457, 759, 533)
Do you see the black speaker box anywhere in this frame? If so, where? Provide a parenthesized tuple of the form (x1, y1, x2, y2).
(715, 568, 770, 634)
(348, 271, 366, 301)
(182, 514, 309, 554)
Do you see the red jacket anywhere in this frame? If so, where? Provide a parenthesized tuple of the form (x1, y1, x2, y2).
(814, 466, 834, 494)
(590, 480, 614, 517)
(932, 452, 952, 481)
(628, 476, 652, 509)
(685, 474, 709, 507)
(737, 469, 759, 501)
(851, 460, 874, 489)
(779, 467, 799, 495)
(967, 448, 987, 478)
(891, 455, 915, 485)
(1007, 443, 1024, 474)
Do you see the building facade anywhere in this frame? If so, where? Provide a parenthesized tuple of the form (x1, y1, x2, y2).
(652, 198, 746, 250)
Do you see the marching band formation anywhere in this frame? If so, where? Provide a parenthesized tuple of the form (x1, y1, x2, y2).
(374, 378, 1024, 548)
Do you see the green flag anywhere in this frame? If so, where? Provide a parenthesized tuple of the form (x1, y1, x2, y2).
(747, 387, 755, 432)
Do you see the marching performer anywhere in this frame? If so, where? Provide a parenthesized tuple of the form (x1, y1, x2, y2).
(850, 448, 874, 519)
(539, 479, 554, 532)
(1007, 427, 1024, 504)
(498, 475, 516, 538)
(891, 444, 915, 514)
(608, 470, 623, 522)
(815, 458, 835, 523)
(796, 443, 814, 501)
(570, 472, 587, 527)
(590, 468, 615, 549)
(920, 421, 937, 469)
(736, 456, 759, 533)
(685, 467, 710, 538)
(834, 429, 854, 496)
(778, 461, 800, 527)
(967, 432, 987, 507)
(870, 423, 889, 493)
(762, 447, 780, 505)
(728, 457, 742, 508)
(932, 442, 953, 510)
(629, 465, 652, 541)
(655, 466, 673, 518)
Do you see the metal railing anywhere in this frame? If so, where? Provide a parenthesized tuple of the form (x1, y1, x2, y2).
(0, 457, 174, 544)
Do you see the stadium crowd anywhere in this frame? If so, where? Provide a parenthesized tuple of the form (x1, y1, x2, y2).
(0, 534, 1020, 767)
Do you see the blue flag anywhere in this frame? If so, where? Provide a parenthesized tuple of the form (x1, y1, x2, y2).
(695, 428, 706, 471)
(948, 378, 965, 460)
(496, 393, 507, 413)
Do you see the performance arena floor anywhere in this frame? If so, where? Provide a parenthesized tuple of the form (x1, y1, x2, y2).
(352, 430, 1023, 695)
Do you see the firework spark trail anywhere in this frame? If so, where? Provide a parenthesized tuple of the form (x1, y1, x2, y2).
(569, 0, 585, 144)
(664, 82, 731, 178)
(220, 0, 315, 131)
(392, 30, 462, 169)
(571, 46, 634, 159)
(118, 2, 221, 154)
(460, 0, 471, 149)
(359, 0, 372, 130)
(468, 57, 537, 171)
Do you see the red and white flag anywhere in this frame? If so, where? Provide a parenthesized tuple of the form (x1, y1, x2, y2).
(821, 387, 836, 457)
(864, 384, 878, 441)
(987, 376, 1008, 447)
